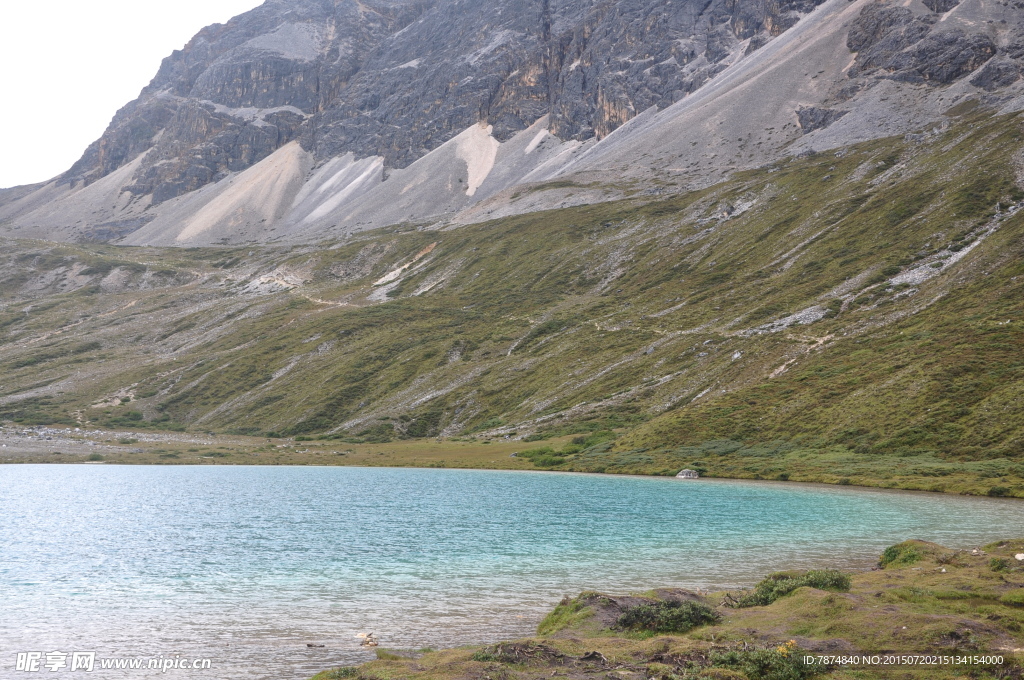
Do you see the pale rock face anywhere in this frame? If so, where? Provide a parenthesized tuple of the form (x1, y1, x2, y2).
(455, 125, 500, 198)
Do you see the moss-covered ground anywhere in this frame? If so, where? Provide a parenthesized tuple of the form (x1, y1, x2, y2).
(310, 539, 1024, 680)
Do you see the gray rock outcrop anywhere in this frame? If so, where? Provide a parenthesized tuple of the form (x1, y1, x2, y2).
(846, 2, 997, 85)
(57, 0, 829, 207)
(797, 107, 848, 133)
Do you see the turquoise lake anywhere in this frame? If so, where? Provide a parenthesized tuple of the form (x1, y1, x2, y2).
(2, 465, 1023, 678)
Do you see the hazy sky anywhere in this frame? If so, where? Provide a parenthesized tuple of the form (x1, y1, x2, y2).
(0, 0, 263, 189)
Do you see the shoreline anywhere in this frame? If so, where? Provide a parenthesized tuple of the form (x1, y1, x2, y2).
(9, 455, 1024, 505)
(309, 538, 1024, 680)
(3, 422, 1024, 499)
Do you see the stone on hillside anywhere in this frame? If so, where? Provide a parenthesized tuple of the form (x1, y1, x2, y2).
(846, 2, 996, 87)
(922, 0, 960, 13)
(970, 59, 1023, 92)
(797, 107, 848, 133)
(903, 30, 996, 84)
(846, 5, 928, 57)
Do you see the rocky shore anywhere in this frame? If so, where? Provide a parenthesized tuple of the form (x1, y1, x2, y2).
(311, 539, 1024, 680)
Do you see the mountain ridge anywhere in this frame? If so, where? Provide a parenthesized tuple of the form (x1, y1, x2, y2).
(5, 0, 1022, 245)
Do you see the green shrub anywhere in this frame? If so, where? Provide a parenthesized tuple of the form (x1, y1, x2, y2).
(879, 543, 923, 568)
(802, 570, 852, 591)
(581, 430, 617, 448)
(616, 599, 721, 633)
(990, 558, 1012, 572)
(736, 570, 851, 607)
(711, 642, 826, 680)
(86, 454, 105, 462)
(355, 423, 394, 443)
(532, 455, 567, 467)
(517, 447, 567, 468)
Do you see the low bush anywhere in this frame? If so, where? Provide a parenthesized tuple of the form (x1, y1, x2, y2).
(990, 557, 1011, 572)
(616, 599, 721, 633)
(736, 570, 851, 607)
(711, 641, 826, 680)
(517, 447, 567, 468)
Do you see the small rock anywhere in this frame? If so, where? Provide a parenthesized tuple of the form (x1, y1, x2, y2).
(1015, 553, 1024, 561)
(797, 107, 848, 134)
(358, 632, 379, 647)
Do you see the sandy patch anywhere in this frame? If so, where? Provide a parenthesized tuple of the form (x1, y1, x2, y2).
(455, 124, 500, 196)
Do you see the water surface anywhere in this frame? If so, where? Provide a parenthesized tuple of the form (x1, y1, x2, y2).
(2, 465, 1022, 678)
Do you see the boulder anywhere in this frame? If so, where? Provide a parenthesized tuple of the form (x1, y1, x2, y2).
(970, 59, 1022, 92)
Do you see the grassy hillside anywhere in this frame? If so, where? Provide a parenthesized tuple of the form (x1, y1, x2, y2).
(1, 106, 1022, 494)
(310, 538, 1024, 680)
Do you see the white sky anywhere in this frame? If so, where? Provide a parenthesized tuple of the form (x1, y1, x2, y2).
(0, 0, 263, 189)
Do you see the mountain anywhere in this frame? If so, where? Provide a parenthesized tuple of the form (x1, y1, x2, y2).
(2, 0, 1021, 246)
(1, 0, 1024, 493)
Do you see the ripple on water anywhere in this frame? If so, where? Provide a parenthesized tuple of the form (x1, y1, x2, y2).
(1, 465, 1022, 679)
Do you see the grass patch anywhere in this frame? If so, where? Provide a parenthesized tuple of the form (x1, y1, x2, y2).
(879, 542, 923, 568)
(537, 596, 593, 635)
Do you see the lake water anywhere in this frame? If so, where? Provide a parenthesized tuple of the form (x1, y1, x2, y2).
(2, 465, 1023, 679)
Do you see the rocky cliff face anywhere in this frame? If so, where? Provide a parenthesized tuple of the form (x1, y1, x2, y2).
(59, 0, 827, 205)
(2, 0, 1023, 245)
(845, 2, 997, 85)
